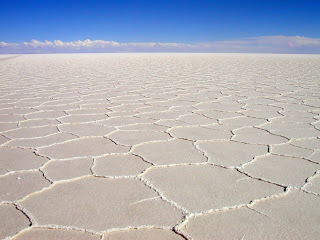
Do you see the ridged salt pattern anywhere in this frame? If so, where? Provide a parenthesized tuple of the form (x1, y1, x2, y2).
(0, 53, 320, 240)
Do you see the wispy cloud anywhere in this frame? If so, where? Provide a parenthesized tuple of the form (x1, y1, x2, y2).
(1, 36, 320, 54)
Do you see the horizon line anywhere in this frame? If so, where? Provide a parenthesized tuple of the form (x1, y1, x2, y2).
(1, 35, 320, 54)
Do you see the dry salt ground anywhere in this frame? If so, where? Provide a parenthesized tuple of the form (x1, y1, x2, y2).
(0, 53, 320, 240)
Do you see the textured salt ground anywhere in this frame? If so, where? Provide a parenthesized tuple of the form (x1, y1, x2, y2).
(0, 53, 320, 240)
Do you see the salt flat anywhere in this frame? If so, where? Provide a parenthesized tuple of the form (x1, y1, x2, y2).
(0, 53, 320, 239)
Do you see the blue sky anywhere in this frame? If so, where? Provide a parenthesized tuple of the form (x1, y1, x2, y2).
(1, 0, 320, 53)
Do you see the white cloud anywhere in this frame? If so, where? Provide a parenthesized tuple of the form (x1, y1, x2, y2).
(1, 36, 320, 54)
(21, 39, 120, 49)
(0, 41, 18, 48)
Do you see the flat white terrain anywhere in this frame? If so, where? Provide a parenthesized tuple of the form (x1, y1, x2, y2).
(0, 53, 320, 239)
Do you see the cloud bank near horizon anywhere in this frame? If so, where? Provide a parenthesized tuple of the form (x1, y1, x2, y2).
(1, 36, 320, 54)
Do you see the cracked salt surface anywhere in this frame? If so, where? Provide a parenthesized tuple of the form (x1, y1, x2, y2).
(1, 53, 320, 239)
